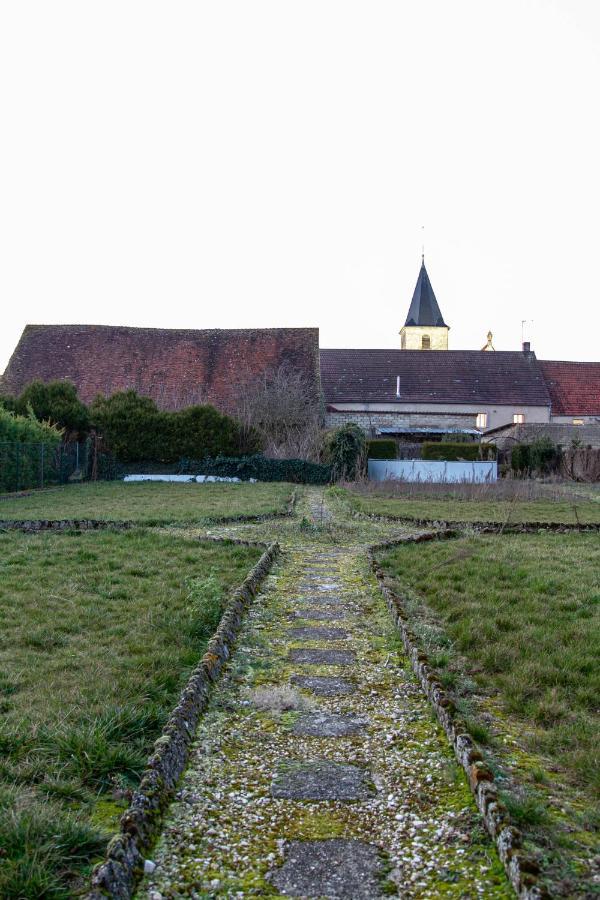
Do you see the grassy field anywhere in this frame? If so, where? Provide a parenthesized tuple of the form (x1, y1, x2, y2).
(342, 482, 600, 524)
(0, 529, 261, 898)
(0, 480, 293, 524)
(377, 533, 599, 892)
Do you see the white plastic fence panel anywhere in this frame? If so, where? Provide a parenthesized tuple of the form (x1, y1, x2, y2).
(367, 459, 497, 483)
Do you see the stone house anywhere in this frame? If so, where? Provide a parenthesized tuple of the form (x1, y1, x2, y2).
(321, 260, 600, 445)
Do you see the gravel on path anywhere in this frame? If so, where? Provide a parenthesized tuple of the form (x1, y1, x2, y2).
(136, 525, 510, 898)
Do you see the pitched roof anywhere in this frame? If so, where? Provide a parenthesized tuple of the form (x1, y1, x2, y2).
(320, 349, 551, 406)
(0, 324, 320, 411)
(539, 360, 600, 415)
(404, 261, 447, 327)
(485, 422, 600, 448)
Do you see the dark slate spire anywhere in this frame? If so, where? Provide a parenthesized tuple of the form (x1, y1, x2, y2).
(404, 258, 446, 327)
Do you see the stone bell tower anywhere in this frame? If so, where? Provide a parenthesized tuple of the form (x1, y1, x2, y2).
(400, 257, 449, 350)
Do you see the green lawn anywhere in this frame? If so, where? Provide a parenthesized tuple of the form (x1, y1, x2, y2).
(0, 529, 261, 898)
(377, 533, 600, 892)
(343, 486, 600, 524)
(0, 480, 293, 524)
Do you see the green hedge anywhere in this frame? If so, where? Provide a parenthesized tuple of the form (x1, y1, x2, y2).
(511, 438, 561, 474)
(367, 438, 397, 460)
(0, 406, 66, 492)
(180, 454, 332, 484)
(90, 391, 259, 463)
(421, 441, 497, 461)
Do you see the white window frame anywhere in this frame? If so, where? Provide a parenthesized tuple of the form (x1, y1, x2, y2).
(476, 412, 488, 429)
(513, 413, 525, 424)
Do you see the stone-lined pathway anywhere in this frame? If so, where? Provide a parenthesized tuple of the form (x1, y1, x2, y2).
(138, 502, 510, 898)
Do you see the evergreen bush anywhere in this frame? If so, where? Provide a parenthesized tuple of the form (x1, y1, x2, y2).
(90, 391, 254, 463)
(0, 406, 63, 492)
(179, 454, 332, 484)
(324, 423, 367, 480)
(422, 441, 497, 461)
(17, 381, 90, 438)
(367, 438, 397, 460)
(510, 443, 530, 473)
(511, 438, 561, 475)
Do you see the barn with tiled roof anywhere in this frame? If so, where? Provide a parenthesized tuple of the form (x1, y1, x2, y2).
(0, 324, 320, 413)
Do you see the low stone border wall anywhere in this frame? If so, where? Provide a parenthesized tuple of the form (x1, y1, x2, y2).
(369, 533, 546, 900)
(0, 518, 134, 532)
(202, 487, 297, 525)
(355, 509, 600, 533)
(0, 490, 297, 534)
(86, 539, 280, 900)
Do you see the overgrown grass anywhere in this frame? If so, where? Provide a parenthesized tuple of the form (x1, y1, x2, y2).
(377, 533, 600, 795)
(0, 480, 293, 524)
(342, 481, 600, 524)
(0, 529, 261, 898)
(377, 533, 600, 894)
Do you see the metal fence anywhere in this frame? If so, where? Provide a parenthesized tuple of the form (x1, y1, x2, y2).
(0, 440, 118, 493)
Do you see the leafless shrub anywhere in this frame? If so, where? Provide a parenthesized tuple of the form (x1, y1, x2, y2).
(561, 449, 600, 483)
(347, 477, 584, 503)
(234, 363, 324, 460)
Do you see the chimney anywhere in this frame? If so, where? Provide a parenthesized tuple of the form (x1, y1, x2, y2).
(522, 341, 531, 353)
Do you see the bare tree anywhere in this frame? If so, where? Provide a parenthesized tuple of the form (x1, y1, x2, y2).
(234, 363, 324, 460)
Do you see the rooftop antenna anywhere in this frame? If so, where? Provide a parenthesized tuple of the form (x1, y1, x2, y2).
(521, 319, 534, 343)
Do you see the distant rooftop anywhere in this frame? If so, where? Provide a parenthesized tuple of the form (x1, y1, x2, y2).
(539, 360, 600, 415)
(320, 349, 551, 407)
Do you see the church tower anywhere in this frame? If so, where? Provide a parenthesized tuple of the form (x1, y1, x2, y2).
(400, 258, 449, 350)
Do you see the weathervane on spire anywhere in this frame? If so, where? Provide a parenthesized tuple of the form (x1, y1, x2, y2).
(421, 224, 425, 264)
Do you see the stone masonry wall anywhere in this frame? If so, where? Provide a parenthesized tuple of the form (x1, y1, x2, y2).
(324, 410, 474, 432)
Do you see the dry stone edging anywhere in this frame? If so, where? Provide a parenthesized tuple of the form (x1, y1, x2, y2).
(203, 486, 298, 525)
(0, 518, 135, 532)
(0, 489, 297, 535)
(85, 539, 280, 900)
(354, 510, 600, 533)
(368, 532, 548, 900)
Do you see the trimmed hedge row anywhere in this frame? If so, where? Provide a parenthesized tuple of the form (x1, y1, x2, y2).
(421, 442, 497, 461)
(90, 391, 259, 463)
(179, 454, 332, 485)
(367, 438, 397, 460)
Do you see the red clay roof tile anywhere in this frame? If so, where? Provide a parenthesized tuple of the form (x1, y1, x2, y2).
(539, 360, 600, 416)
(0, 325, 320, 412)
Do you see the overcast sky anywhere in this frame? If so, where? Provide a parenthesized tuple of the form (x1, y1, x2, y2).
(1, 0, 599, 375)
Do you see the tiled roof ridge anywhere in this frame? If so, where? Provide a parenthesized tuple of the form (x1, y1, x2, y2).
(20, 323, 317, 335)
(539, 358, 600, 365)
